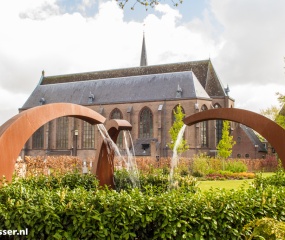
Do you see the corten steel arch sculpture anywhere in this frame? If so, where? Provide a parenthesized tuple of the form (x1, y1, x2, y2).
(183, 108, 285, 168)
(92, 119, 132, 188)
(0, 103, 106, 182)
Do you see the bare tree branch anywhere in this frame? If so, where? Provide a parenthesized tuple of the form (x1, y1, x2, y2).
(116, 0, 183, 11)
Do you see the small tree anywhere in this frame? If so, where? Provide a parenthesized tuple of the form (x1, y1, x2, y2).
(216, 120, 236, 159)
(169, 104, 189, 154)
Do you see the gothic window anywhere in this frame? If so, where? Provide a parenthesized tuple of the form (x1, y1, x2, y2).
(237, 136, 241, 143)
(200, 105, 208, 147)
(82, 121, 95, 149)
(172, 104, 185, 123)
(110, 108, 123, 119)
(214, 103, 223, 145)
(110, 108, 123, 148)
(32, 125, 44, 149)
(139, 107, 153, 138)
(56, 117, 69, 149)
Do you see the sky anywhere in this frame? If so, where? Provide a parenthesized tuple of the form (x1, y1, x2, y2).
(1, 0, 285, 126)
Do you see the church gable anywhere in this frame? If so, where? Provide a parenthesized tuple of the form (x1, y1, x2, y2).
(205, 61, 226, 97)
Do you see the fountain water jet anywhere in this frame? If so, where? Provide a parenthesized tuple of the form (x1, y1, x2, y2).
(123, 130, 140, 188)
(92, 119, 139, 189)
(169, 124, 187, 186)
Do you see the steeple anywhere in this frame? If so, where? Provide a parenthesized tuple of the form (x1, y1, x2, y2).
(140, 32, 148, 67)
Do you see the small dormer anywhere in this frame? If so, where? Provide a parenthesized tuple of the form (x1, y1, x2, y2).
(88, 92, 95, 104)
(225, 85, 230, 96)
(176, 84, 183, 98)
(39, 97, 46, 105)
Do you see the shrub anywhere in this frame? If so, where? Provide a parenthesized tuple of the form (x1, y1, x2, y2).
(205, 173, 226, 180)
(114, 169, 198, 194)
(192, 154, 249, 177)
(240, 156, 279, 173)
(192, 170, 204, 178)
(2, 174, 285, 239)
(224, 160, 248, 173)
(204, 171, 255, 180)
(11, 172, 99, 191)
(254, 169, 285, 188)
(23, 156, 85, 176)
(192, 153, 212, 176)
(243, 217, 285, 240)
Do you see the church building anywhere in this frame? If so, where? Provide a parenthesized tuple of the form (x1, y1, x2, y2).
(20, 35, 267, 160)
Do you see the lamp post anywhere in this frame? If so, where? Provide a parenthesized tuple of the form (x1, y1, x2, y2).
(165, 144, 169, 157)
(255, 144, 258, 159)
(82, 161, 88, 174)
(74, 129, 78, 156)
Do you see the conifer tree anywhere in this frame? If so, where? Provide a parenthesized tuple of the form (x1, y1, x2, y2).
(169, 104, 189, 154)
(216, 120, 236, 159)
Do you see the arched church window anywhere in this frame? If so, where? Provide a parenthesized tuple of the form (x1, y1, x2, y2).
(110, 108, 123, 148)
(56, 117, 69, 149)
(32, 125, 44, 149)
(172, 104, 185, 124)
(82, 121, 95, 149)
(110, 108, 123, 119)
(200, 105, 208, 147)
(214, 103, 223, 145)
(139, 107, 153, 138)
(237, 136, 241, 143)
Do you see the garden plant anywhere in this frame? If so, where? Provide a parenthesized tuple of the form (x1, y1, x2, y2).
(0, 154, 282, 239)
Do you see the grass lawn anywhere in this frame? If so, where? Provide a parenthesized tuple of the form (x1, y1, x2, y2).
(197, 172, 275, 192)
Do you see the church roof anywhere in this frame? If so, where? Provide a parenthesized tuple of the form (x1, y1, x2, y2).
(240, 124, 267, 152)
(39, 59, 225, 98)
(22, 71, 210, 109)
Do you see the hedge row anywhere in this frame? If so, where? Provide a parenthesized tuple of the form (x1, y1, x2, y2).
(1, 173, 285, 239)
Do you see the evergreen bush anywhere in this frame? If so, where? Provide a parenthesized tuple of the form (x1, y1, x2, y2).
(1, 173, 285, 239)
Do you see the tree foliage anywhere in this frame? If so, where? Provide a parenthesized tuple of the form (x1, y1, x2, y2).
(244, 217, 285, 240)
(260, 92, 285, 129)
(116, 0, 183, 10)
(169, 104, 189, 154)
(260, 105, 280, 121)
(216, 120, 236, 159)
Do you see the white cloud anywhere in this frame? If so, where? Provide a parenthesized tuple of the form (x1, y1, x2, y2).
(145, 4, 222, 64)
(231, 84, 285, 113)
(0, 88, 28, 125)
(19, 1, 60, 20)
(211, 0, 285, 86)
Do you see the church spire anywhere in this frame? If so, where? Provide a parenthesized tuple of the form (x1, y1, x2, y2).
(140, 32, 148, 67)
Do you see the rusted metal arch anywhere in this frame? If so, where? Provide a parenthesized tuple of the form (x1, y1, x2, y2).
(92, 119, 132, 188)
(183, 108, 285, 168)
(0, 103, 106, 182)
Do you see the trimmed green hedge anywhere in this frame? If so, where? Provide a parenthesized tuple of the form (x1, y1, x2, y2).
(114, 169, 197, 193)
(1, 173, 285, 239)
(254, 169, 285, 188)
